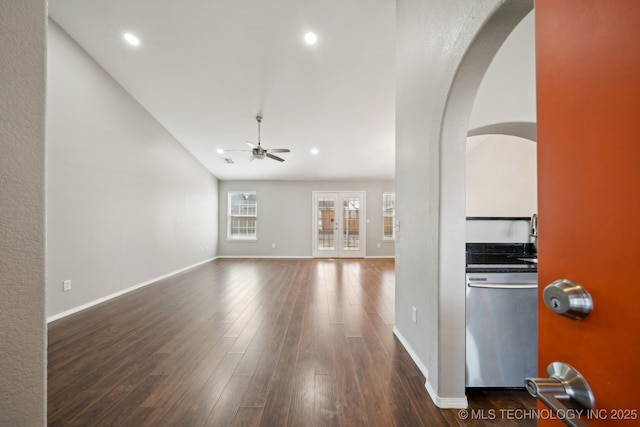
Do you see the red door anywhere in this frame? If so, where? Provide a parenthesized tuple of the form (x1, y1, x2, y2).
(536, 1, 640, 425)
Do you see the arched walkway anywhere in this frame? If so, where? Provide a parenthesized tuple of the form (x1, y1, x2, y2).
(395, 0, 534, 408)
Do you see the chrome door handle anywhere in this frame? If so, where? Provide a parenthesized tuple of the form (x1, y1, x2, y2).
(525, 362, 594, 427)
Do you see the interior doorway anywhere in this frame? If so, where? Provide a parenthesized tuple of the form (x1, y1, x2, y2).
(312, 191, 366, 258)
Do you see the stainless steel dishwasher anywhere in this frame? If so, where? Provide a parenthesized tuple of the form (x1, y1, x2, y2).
(466, 271, 537, 387)
(465, 242, 538, 388)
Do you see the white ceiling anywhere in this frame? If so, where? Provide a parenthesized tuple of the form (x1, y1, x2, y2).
(48, 0, 396, 181)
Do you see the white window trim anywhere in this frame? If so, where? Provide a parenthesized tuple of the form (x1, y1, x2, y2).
(227, 191, 258, 241)
(382, 191, 395, 241)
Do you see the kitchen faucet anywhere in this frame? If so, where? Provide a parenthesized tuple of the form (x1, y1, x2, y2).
(530, 213, 538, 252)
(530, 213, 538, 237)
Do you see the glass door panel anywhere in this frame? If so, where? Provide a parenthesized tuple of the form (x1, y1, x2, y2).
(317, 195, 337, 253)
(342, 197, 361, 251)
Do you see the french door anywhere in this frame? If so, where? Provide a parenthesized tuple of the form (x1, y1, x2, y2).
(312, 191, 365, 258)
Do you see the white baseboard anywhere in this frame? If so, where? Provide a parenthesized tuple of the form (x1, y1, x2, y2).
(218, 255, 394, 259)
(216, 255, 314, 259)
(47, 257, 217, 323)
(364, 255, 395, 259)
(425, 381, 468, 409)
(393, 327, 429, 378)
(393, 327, 468, 409)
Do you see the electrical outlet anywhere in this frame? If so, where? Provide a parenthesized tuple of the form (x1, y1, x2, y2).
(272, 243, 276, 248)
(411, 306, 417, 323)
(377, 243, 381, 248)
(63, 280, 71, 292)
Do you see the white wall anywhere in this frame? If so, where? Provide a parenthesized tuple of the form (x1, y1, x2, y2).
(395, 0, 533, 408)
(46, 21, 219, 319)
(466, 134, 537, 217)
(218, 180, 395, 258)
(466, 11, 537, 222)
(469, 11, 536, 131)
(0, 1, 47, 425)
(466, 219, 530, 243)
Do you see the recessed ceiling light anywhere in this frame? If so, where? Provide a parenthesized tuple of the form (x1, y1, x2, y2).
(304, 32, 318, 45)
(123, 33, 140, 46)
(311, 148, 319, 155)
(216, 148, 225, 154)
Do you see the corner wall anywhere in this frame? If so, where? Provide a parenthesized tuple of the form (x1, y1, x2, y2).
(46, 20, 219, 319)
(0, 1, 47, 424)
(395, 0, 533, 407)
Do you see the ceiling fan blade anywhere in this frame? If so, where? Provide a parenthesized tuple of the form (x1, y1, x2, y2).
(246, 141, 257, 149)
(267, 148, 290, 153)
(266, 153, 285, 162)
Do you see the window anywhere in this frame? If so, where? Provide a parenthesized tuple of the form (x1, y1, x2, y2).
(227, 191, 257, 240)
(383, 192, 395, 240)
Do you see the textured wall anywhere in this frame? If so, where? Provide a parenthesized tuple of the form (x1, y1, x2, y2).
(395, 0, 533, 406)
(0, 1, 47, 425)
(47, 21, 219, 319)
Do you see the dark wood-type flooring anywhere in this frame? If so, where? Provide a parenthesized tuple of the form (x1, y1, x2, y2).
(48, 258, 535, 426)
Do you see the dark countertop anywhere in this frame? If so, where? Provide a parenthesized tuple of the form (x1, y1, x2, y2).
(466, 242, 537, 273)
(466, 264, 537, 273)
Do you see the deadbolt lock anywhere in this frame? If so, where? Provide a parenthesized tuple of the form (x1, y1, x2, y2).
(543, 279, 593, 320)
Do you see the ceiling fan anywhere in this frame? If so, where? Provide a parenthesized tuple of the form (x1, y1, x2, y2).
(222, 115, 291, 162)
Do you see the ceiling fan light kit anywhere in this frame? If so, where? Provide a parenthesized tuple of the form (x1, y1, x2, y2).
(221, 115, 291, 163)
